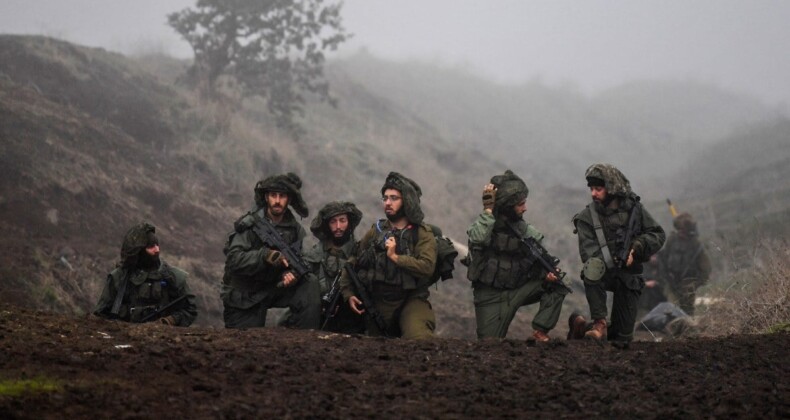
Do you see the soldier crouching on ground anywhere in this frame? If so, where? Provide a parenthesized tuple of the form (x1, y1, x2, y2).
(340, 172, 437, 339)
(569, 163, 665, 348)
(220, 173, 321, 329)
(94, 222, 197, 326)
(466, 170, 569, 342)
(280, 201, 366, 333)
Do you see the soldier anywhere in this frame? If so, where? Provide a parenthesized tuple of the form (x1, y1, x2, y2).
(339, 172, 437, 339)
(571, 163, 666, 348)
(466, 170, 568, 341)
(658, 212, 711, 316)
(638, 254, 667, 316)
(221, 173, 321, 329)
(281, 201, 366, 333)
(94, 222, 197, 326)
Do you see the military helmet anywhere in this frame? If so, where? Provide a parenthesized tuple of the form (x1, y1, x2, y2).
(490, 169, 528, 211)
(119, 222, 157, 268)
(673, 212, 697, 234)
(584, 163, 632, 197)
(381, 172, 424, 224)
(310, 201, 363, 240)
(254, 172, 308, 218)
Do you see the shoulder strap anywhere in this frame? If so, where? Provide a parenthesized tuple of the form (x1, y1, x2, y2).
(110, 270, 129, 315)
(588, 202, 615, 269)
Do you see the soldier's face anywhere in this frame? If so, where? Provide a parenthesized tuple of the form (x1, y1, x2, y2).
(329, 214, 349, 238)
(382, 188, 403, 217)
(513, 199, 527, 217)
(590, 186, 608, 203)
(266, 191, 289, 216)
(145, 244, 160, 257)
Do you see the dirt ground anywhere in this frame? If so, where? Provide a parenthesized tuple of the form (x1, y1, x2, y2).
(0, 307, 787, 419)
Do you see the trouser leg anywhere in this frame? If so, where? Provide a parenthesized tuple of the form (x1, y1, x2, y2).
(282, 276, 322, 329)
(609, 286, 641, 342)
(532, 285, 568, 332)
(473, 285, 516, 339)
(223, 302, 268, 329)
(399, 297, 435, 340)
(584, 281, 609, 320)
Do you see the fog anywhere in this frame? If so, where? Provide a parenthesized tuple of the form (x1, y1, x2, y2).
(1, 0, 789, 106)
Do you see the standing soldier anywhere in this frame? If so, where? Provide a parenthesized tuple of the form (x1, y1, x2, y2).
(571, 164, 665, 348)
(658, 213, 711, 315)
(339, 172, 437, 339)
(94, 222, 197, 326)
(221, 173, 321, 329)
(466, 170, 568, 341)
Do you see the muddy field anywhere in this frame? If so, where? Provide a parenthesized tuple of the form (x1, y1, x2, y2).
(0, 307, 787, 419)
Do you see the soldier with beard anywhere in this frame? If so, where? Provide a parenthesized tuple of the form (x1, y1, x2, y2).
(94, 222, 197, 326)
(466, 170, 568, 341)
(280, 201, 366, 333)
(570, 163, 665, 348)
(658, 212, 711, 316)
(221, 173, 321, 329)
(339, 172, 437, 339)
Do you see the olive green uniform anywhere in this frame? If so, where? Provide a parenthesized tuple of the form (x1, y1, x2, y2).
(94, 262, 197, 326)
(573, 164, 666, 343)
(658, 233, 711, 315)
(221, 208, 321, 329)
(340, 219, 437, 338)
(467, 212, 567, 338)
(302, 239, 365, 333)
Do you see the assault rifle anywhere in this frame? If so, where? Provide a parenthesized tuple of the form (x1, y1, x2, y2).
(320, 272, 343, 330)
(136, 295, 188, 323)
(344, 263, 389, 335)
(616, 198, 642, 269)
(507, 222, 572, 293)
(250, 210, 311, 287)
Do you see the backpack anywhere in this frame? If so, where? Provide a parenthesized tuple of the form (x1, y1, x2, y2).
(425, 224, 459, 284)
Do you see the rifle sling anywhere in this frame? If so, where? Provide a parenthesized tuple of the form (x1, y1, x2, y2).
(110, 271, 129, 316)
(589, 202, 616, 269)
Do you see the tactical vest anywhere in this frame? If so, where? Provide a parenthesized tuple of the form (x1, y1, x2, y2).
(223, 212, 302, 293)
(116, 263, 176, 322)
(664, 235, 702, 281)
(468, 218, 544, 289)
(356, 221, 421, 290)
(311, 240, 356, 294)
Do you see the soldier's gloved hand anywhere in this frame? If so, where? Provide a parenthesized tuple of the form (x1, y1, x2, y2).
(159, 316, 176, 326)
(482, 184, 497, 212)
(264, 250, 286, 267)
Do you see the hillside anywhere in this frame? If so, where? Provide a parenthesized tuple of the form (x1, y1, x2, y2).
(1, 35, 788, 337)
(333, 51, 775, 191)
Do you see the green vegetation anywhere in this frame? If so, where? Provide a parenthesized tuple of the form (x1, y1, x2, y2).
(0, 378, 62, 397)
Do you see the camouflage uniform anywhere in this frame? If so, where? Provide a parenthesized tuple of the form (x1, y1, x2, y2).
(573, 164, 666, 344)
(94, 222, 197, 326)
(339, 172, 437, 339)
(637, 256, 667, 316)
(658, 213, 711, 316)
(467, 170, 567, 339)
(281, 201, 366, 333)
(221, 173, 321, 329)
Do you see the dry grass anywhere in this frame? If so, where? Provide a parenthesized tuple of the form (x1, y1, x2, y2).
(699, 240, 790, 335)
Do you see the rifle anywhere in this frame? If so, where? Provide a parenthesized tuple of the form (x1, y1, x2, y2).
(344, 263, 389, 335)
(320, 272, 343, 330)
(137, 295, 188, 323)
(507, 222, 572, 293)
(617, 198, 642, 268)
(249, 210, 311, 287)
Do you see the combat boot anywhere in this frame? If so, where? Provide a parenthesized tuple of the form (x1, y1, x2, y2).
(584, 319, 607, 341)
(532, 330, 550, 343)
(567, 313, 587, 340)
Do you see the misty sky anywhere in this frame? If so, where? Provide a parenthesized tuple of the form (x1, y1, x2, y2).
(1, 0, 788, 106)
